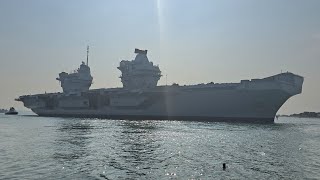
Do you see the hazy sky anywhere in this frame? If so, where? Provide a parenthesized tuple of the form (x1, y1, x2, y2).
(0, 0, 319, 114)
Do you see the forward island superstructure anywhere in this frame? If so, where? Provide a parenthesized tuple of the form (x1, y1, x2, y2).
(56, 46, 93, 94)
(16, 48, 304, 123)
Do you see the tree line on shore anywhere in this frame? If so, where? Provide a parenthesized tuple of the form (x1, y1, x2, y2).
(280, 111, 320, 118)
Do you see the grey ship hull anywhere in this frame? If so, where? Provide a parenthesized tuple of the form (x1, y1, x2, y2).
(17, 72, 304, 123)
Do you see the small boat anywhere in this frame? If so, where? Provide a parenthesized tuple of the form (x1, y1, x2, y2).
(5, 107, 18, 115)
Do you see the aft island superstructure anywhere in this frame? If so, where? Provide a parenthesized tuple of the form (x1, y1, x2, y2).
(16, 48, 304, 123)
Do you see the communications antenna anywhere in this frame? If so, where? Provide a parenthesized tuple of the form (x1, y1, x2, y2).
(86, 45, 89, 66)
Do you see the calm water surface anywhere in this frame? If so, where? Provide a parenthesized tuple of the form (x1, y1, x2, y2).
(0, 112, 319, 179)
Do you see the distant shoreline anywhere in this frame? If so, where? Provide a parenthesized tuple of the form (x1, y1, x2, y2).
(0, 109, 8, 113)
(279, 111, 320, 118)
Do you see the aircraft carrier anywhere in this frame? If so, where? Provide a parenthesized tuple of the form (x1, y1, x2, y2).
(16, 48, 304, 123)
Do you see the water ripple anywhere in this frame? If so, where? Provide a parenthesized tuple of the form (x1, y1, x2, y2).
(0, 115, 319, 179)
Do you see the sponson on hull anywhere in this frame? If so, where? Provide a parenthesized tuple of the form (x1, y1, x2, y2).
(16, 48, 304, 123)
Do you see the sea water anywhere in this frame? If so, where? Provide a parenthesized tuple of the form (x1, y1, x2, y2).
(0, 113, 319, 179)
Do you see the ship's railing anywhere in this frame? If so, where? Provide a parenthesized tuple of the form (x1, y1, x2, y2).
(174, 83, 240, 89)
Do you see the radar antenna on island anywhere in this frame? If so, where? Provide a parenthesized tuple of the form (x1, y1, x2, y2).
(86, 45, 89, 66)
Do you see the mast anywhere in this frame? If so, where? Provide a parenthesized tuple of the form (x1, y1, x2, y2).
(86, 45, 89, 66)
